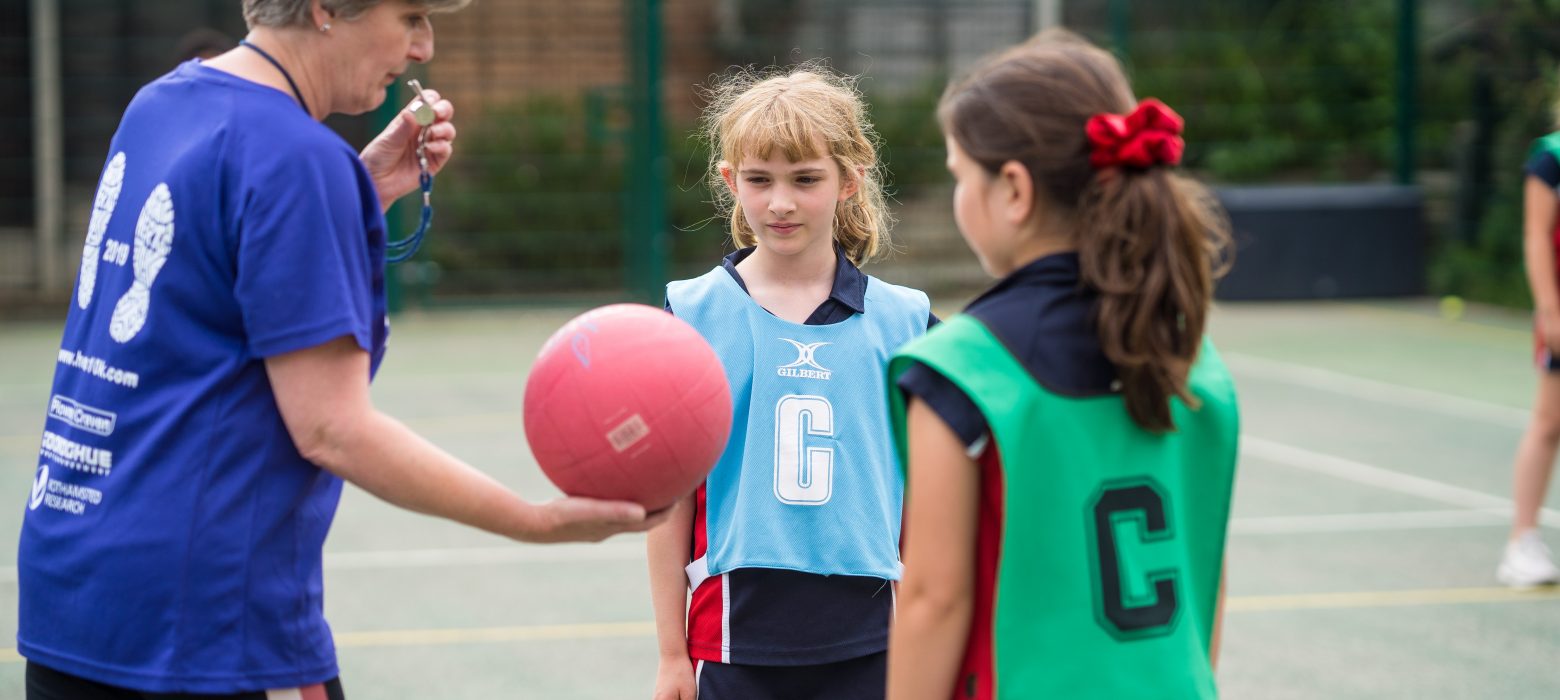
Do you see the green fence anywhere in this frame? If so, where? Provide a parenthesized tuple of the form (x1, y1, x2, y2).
(0, 0, 1520, 307)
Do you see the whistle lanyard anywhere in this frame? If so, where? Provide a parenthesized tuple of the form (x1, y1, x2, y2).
(240, 40, 434, 264)
(239, 40, 310, 115)
(386, 79, 436, 263)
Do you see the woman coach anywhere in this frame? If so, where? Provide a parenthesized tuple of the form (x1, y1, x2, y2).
(18, 1, 659, 697)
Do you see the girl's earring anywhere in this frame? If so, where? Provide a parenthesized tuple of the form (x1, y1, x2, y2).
(320, 22, 332, 32)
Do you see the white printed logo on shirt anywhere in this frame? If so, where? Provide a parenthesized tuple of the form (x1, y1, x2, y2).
(77, 152, 127, 310)
(776, 339, 832, 381)
(74, 153, 178, 346)
(47, 395, 117, 436)
(110, 183, 175, 343)
(29, 464, 48, 511)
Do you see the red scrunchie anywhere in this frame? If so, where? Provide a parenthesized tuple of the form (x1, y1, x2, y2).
(1085, 98, 1185, 170)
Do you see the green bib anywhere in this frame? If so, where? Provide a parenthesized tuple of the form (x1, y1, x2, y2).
(888, 314, 1239, 699)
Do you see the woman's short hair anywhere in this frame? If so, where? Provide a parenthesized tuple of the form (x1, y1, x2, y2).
(242, 0, 470, 29)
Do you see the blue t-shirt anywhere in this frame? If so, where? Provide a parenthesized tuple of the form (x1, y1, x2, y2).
(17, 61, 386, 693)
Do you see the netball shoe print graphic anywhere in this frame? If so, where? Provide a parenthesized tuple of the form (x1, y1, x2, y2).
(110, 183, 175, 343)
(77, 152, 127, 310)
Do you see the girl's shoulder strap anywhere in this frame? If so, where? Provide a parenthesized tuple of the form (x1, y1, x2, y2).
(889, 314, 1008, 396)
(863, 275, 931, 318)
(1531, 132, 1560, 160)
(665, 265, 732, 310)
(1187, 336, 1238, 411)
(894, 313, 983, 359)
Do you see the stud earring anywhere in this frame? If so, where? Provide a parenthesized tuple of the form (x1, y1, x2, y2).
(320, 22, 331, 32)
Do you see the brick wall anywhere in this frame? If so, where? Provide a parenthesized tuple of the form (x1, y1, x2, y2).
(428, 0, 719, 120)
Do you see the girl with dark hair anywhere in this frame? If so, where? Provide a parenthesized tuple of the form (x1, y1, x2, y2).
(885, 30, 1238, 699)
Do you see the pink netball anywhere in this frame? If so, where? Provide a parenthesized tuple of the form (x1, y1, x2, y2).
(523, 304, 733, 511)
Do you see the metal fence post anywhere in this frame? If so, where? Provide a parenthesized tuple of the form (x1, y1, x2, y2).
(1108, 0, 1129, 56)
(624, 0, 669, 303)
(31, 0, 64, 294)
(1036, 0, 1063, 33)
(1395, 0, 1418, 185)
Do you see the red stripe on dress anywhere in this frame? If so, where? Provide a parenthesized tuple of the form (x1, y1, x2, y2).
(686, 483, 725, 661)
(952, 442, 1005, 700)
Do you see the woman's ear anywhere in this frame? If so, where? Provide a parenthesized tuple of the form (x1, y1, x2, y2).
(997, 160, 1035, 225)
(311, 0, 334, 31)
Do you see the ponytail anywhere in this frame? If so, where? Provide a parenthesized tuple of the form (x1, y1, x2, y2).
(1076, 169, 1229, 431)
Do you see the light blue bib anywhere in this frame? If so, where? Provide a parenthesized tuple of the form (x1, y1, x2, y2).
(667, 267, 929, 585)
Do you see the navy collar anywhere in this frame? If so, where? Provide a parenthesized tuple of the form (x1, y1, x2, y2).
(968, 251, 1082, 307)
(721, 245, 868, 315)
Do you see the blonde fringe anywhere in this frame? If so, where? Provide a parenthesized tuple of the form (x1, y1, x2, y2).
(699, 62, 892, 266)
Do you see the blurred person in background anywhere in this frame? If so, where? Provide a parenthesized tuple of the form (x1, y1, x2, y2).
(175, 26, 236, 63)
(1501, 100, 1560, 589)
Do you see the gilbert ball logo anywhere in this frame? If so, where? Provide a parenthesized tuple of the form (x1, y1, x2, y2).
(29, 464, 48, 511)
(777, 339, 832, 380)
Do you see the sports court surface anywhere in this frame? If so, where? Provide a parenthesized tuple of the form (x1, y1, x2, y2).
(1, 297, 1557, 698)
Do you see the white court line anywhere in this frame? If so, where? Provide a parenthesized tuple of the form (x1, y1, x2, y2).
(3, 582, 1558, 663)
(0, 509, 1515, 585)
(1229, 508, 1509, 535)
(1223, 352, 1530, 429)
(1242, 436, 1560, 527)
(0, 437, 1545, 587)
(0, 437, 1547, 584)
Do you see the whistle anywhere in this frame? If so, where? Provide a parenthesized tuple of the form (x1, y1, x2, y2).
(408, 79, 435, 127)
